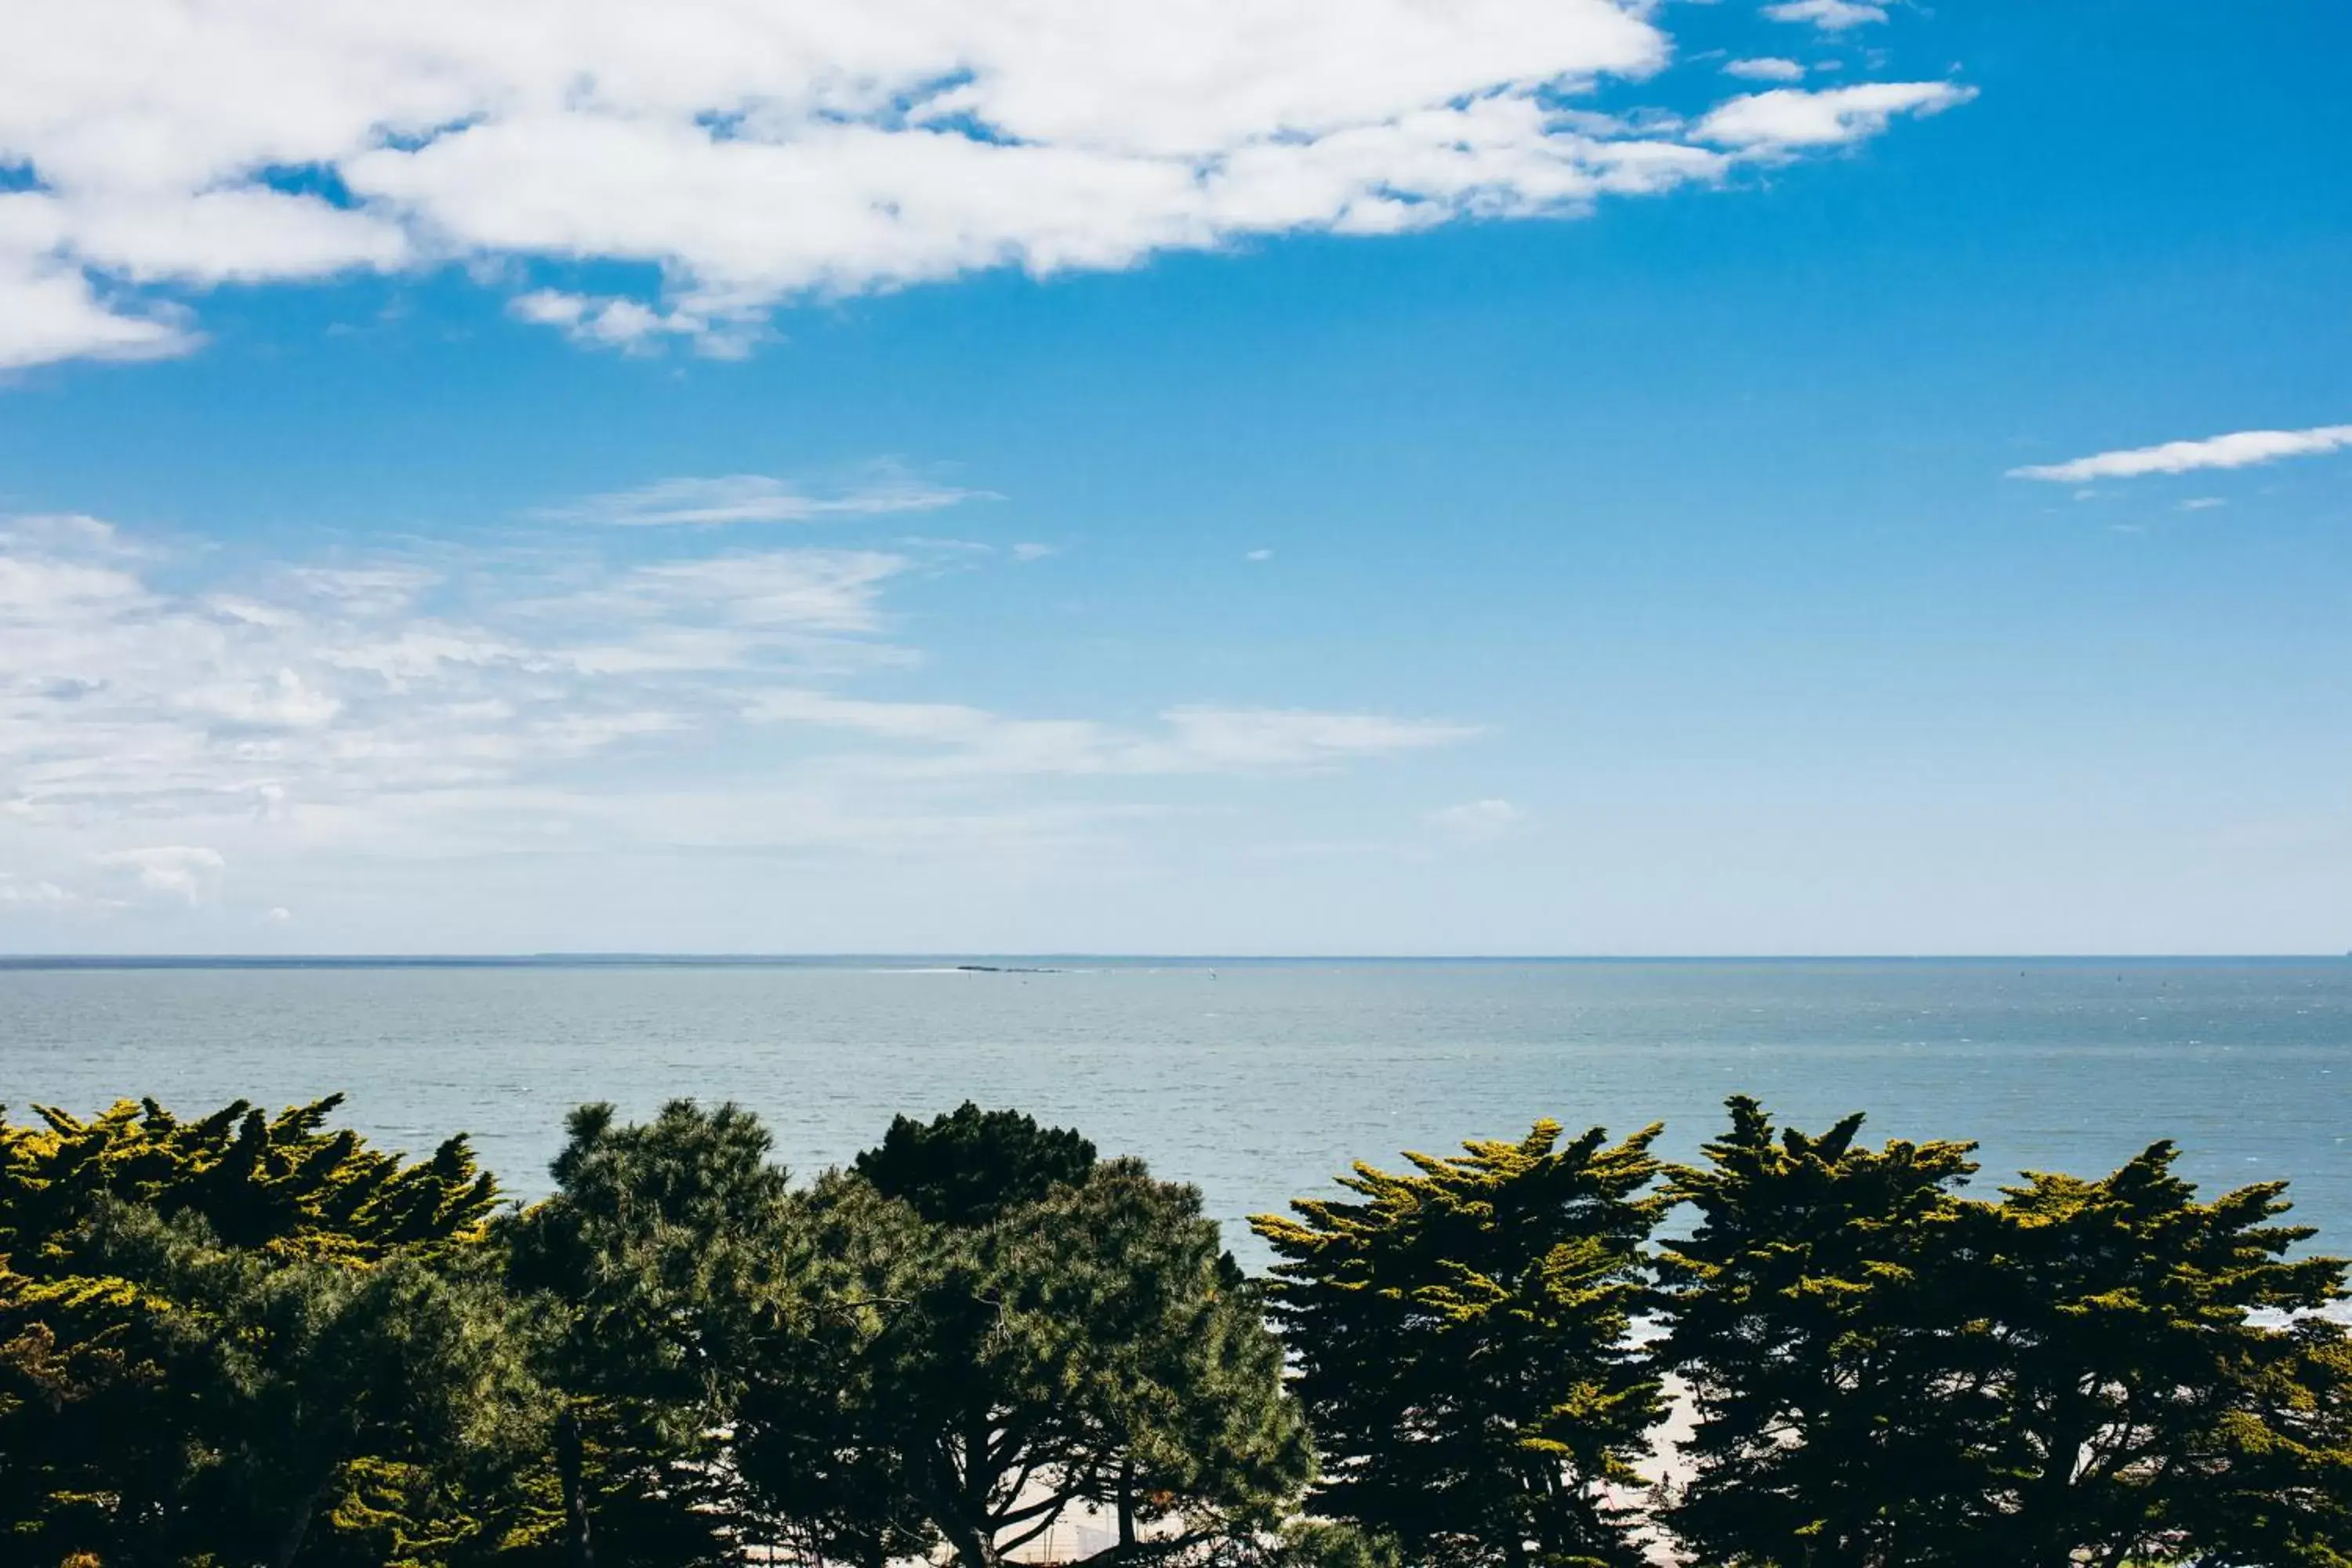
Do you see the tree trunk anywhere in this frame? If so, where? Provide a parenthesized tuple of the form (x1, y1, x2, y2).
(1117, 1457, 1137, 1557)
(270, 1470, 336, 1568)
(557, 1403, 596, 1568)
(944, 1516, 1000, 1568)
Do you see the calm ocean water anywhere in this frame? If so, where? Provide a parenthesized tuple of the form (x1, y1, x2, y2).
(3, 958, 2349, 1267)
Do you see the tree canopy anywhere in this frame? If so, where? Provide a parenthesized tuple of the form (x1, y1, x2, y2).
(4, 1088, 2347, 1568)
(855, 1102, 1098, 1229)
(1657, 1097, 2352, 1568)
(742, 1126, 1309, 1568)
(0, 1096, 542, 1568)
(1254, 1120, 1666, 1568)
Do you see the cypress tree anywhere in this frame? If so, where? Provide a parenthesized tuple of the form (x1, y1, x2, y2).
(1656, 1097, 1984, 1568)
(0, 1095, 542, 1568)
(1253, 1120, 1666, 1568)
(1950, 1145, 2350, 1566)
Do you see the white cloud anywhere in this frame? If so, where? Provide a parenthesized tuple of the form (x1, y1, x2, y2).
(2008, 425, 2352, 483)
(1763, 0, 1889, 31)
(0, 873, 74, 906)
(1246, 548, 1275, 561)
(0, 0, 1971, 368)
(555, 469, 991, 526)
(96, 845, 225, 902)
(0, 515, 1479, 913)
(1697, 82, 1974, 150)
(746, 689, 1476, 777)
(0, 249, 195, 370)
(1432, 797, 1526, 841)
(2180, 497, 2227, 511)
(507, 289, 717, 352)
(1723, 58, 1809, 82)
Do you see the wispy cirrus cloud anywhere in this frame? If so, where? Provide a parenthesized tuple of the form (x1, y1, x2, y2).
(550, 468, 994, 527)
(96, 846, 225, 902)
(745, 689, 1476, 778)
(0, 512, 1479, 920)
(2009, 424, 2352, 483)
(1431, 797, 1526, 842)
(1, 0, 1971, 370)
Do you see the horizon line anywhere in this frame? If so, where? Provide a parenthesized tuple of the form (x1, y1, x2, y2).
(2, 952, 2347, 970)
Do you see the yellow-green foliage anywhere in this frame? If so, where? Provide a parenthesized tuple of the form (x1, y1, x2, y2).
(0, 1097, 537, 1568)
(0, 1095, 498, 1270)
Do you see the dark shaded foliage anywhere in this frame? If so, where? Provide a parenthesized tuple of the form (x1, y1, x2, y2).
(855, 1101, 1098, 1229)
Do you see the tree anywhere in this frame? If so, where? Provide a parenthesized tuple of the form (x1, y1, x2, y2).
(2198, 1316, 2352, 1566)
(0, 1094, 499, 1265)
(1658, 1100, 2352, 1568)
(742, 1111, 1309, 1568)
(1252, 1120, 1666, 1568)
(1655, 1097, 1984, 1568)
(1947, 1145, 2350, 1567)
(855, 1102, 1098, 1228)
(0, 1096, 543, 1568)
(501, 1099, 811, 1568)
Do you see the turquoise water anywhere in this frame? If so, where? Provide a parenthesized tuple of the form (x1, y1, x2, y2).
(3, 959, 2349, 1265)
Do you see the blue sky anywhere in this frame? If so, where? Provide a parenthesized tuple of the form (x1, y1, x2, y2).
(2, 0, 2347, 953)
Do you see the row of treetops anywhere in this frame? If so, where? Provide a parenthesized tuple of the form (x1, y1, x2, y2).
(2, 1091, 2347, 1568)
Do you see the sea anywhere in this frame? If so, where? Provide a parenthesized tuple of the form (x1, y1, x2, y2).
(4, 957, 2349, 1270)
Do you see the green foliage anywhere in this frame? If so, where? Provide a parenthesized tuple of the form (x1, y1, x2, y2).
(1254, 1120, 1666, 1568)
(9, 1087, 2347, 1568)
(1657, 1095, 1984, 1568)
(1947, 1145, 2350, 1567)
(1134, 1519, 1406, 1568)
(1659, 1097, 2352, 1568)
(855, 1101, 1098, 1228)
(0, 1094, 499, 1265)
(740, 1136, 1310, 1567)
(502, 1099, 810, 1568)
(0, 1097, 543, 1568)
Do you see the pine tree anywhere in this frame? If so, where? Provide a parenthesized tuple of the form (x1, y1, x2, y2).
(502, 1098, 811, 1568)
(1253, 1120, 1666, 1568)
(742, 1113, 1310, 1567)
(855, 1101, 1098, 1228)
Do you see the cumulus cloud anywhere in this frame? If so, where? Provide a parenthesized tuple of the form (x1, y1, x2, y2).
(1723, 58, 1809, 82)
(554, 468, 992, 526)
(0, 0, 1971, 368)
(2008, 425, 2352, 483)
(1764, 0, 1889, 31)
(1696, 82, 1974, 150)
